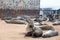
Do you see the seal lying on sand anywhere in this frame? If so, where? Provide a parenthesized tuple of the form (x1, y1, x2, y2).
(40, 25, 58, 38)
(42, 30, 58, 38)
(40, 25, 54, 30)
(34, 18, 43, 25)
(53, 20, 60, 25)
(5, 19, 26, 24)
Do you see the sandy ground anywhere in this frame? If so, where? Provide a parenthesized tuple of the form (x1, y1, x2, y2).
(0, 20, 60, 40)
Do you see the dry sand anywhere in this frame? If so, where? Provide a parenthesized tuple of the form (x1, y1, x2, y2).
(0, 20, 60, 40)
